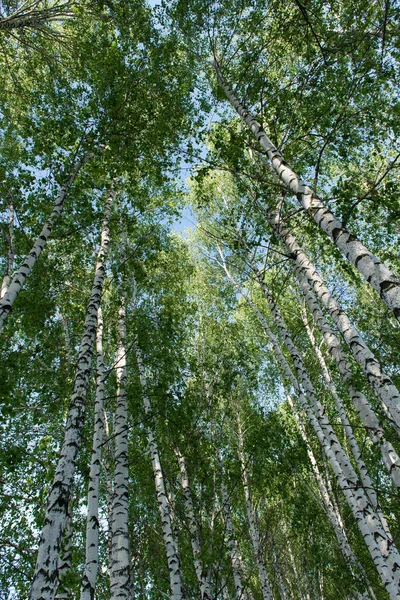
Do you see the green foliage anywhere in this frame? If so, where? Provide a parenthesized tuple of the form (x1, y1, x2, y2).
(1, 0, 400, 599)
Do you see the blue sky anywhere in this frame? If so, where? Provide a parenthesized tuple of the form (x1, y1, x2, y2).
(172, 205, 197, 237)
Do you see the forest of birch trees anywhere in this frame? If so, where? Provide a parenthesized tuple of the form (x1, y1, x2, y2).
(1, 0, 400, 599)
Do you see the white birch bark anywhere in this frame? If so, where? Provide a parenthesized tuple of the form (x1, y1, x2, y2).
(110, 302, 131, 600)
(265, 207, 400, 434)
(286, 395, 374, 599)
(102, 408, 114, 576)
(30, 187, 113, 600)
(217, 450, 254, 600)
(236, 418, 274, 600)
(167, 485, 182, 583)
(213, 58, 400, 321)
(216, 252, 400, 598)
(175, 448, 212, 600)
(300, 306, 386, 505)
(80, 306, 106, 600)
(1, 201, 15, 299)
(296, 267, 400, 488)
(252, 268, 399, 586)
(0, 152, 91, 332)
(251, 256, 393, 534)
(268, 543, 288, 600)
(135, 341, 184, 600)
(54, 511, 72, 600)
(218, 455, 253, 600)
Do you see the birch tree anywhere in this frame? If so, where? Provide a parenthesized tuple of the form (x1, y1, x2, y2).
(0, 150, 91, 333)
(212, 59, 400, 322)
(110, 300, 131, 600)
(236, 415, 274, 600)
(135, 339, 184, 600)
(175, 447, 213, 600)
(29, 186, 113, 600)
(80, 306, 106, 600)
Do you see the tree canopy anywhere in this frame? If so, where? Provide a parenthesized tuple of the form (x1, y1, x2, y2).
(1, 1, 400, 599)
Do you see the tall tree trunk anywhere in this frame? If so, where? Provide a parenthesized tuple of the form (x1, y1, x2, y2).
(286, 394, 374, 599)
(213, 58, 400, 321)
(262, 204, 400, 435)
(218, 451, 254, 600)
(251, 254, 378, 508)
(54, 510, 73, 600)
(236, 417, 274, 600)
(297, 275, 400, 489)
(102, 408, 114, 576)
(249, 259, 400, 587)
(175, 447, 212, 600)
(30, 186, 113, 600)
(135, 341, 184, 600)
(1, 200, 15, 299)
(0, 152, 91, 332)
(110, 302, 131, 600)
(216, 251, 400, 599)
(80, 306, 106, 600)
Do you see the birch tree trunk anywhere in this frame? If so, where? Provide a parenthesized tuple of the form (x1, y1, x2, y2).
(286, 395, 374, 599)
(1, 201, 15, 299)
(218, 452, 254, 600)
(254, 259, 377, 505)
(102, 408, 114, 576)
(268, 539, 289, 600)
(175, 448, 212, 600)
(30, 186, 113, 600)
(54, 510, 73, 600)
(110, 302, 131, 600)
(250, 255, 394, 530)
(263, 205, 400, 435)
(0, 152, 91, 332)
(216, 252, 400, 598)
(213, 58, 400, 321)
(80, 306, 106, 600)
(135, 341, 184, 600)
(295, 263, 400, 488)
(236, 417, 274, 600)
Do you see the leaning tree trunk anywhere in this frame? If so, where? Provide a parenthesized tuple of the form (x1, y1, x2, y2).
(260, 204, 400, 435)
(135, 341, 184, 600)
(251, 257, 395, 535)
(175, 448, 212, 600)
(110, 302, 131, 600)
(236, 417, 274, 600)
(216, 252, 400, 599)
(272, 332, 400, 598)
(80, 306, 106, 600)
(30, 186, 113, 600)
(286, 394, 375, 599)
(0, 151, 91, 332)
(251, 254, 378, 509)
(296, 275, 400, 489)
(213, 58, 400, 321)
